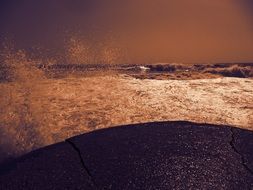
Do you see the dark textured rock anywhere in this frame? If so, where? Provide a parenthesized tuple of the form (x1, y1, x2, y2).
(0, 121, 253, 189)
(69, 121, 253, 189)
(232, 128, 253, 174)
(0, 142, 96, 190)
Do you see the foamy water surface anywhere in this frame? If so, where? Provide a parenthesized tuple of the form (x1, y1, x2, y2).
(0, 72, 253, 161)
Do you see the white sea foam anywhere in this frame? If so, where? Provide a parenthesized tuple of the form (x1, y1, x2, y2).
(0, 72, 252, 161)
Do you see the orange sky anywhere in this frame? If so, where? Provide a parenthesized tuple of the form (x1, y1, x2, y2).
(109, 0, 253, 63)
(1, 0, 253, 63)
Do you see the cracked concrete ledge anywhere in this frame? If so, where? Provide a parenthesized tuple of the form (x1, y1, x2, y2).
(1, 121, 253, 189)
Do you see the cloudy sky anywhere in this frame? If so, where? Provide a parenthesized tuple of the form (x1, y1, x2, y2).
(1, 0, 253, 63)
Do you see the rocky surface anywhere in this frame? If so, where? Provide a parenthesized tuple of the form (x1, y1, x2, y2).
(1, 121, 253, 189)
(0, 141, 96, 190)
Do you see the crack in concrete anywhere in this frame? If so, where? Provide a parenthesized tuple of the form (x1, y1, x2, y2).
(229, 128, 253, 176)
(66, 139, 100, 190)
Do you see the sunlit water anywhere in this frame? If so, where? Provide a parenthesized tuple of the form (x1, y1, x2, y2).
(0, 71, 253, 161)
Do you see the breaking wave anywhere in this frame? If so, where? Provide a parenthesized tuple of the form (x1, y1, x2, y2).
(0, 41, 252, 164)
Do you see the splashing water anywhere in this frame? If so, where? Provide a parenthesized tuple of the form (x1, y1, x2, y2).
(65, 35, 130, 65)
(0, 42, 252, 163)
(0, 47, 47, 160)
